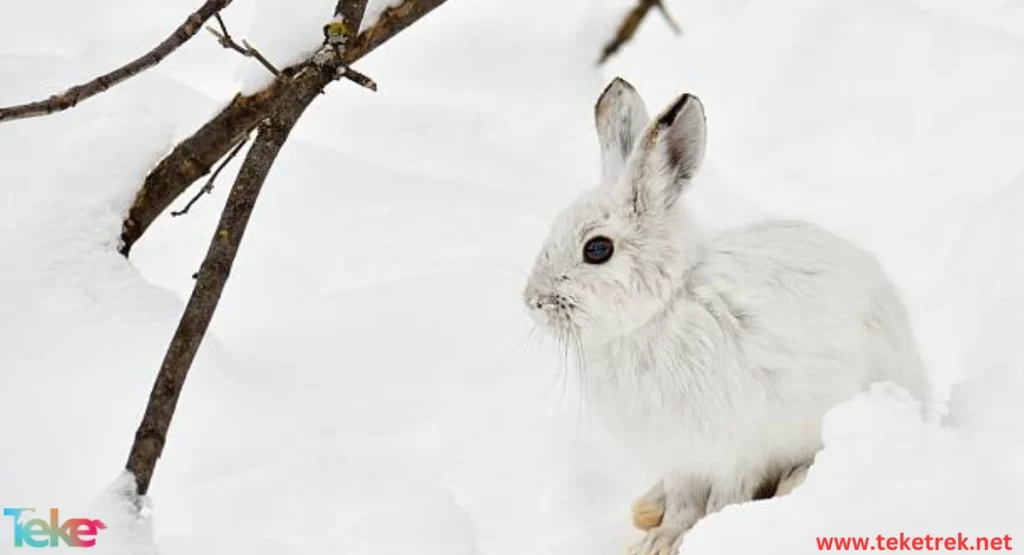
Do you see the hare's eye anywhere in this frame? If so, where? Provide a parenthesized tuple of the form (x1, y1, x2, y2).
(583, 236, 614, 264)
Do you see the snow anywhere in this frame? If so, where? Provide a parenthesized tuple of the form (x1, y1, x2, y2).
(1, 0, 1023, 553)
(361, 0, 408, 32)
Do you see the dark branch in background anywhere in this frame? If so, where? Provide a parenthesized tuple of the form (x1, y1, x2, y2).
(0, 0, 234, 123)
(171, 133, 251, 217)
(653, 1, 682, 34)
(598, 0, 681, 65)
(123, 0, 450, 497)
(207, 14, 281, 76)
(119, 0, 449, 257)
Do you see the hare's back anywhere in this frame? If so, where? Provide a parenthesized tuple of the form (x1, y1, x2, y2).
(704, 219, 889, 297)
(700, 219, 927, 400)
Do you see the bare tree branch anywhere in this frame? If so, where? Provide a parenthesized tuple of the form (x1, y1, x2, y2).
(0, 0, 234, 123)
(598, 0, 681, 65)
(125, 105, 304, 497)
(345, 0, 448, 58)
(120, 0, 451, 257)
(124, 0, 395, 496)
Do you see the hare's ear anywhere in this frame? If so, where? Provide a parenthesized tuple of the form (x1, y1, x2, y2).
(633, 93, 706, 210)
(595, 77, 649, 182)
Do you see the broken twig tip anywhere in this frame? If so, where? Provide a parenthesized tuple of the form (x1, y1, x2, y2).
(339, 66, 378, 91)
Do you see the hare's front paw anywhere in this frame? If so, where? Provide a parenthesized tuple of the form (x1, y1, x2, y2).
(631, 497, 665, 531)
(631, 481, 666, 531)
(626, 525, 684, 555)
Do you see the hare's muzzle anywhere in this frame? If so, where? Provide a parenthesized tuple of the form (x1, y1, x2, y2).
(523, 282, 578, 332)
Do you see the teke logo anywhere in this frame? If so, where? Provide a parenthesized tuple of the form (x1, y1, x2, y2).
(3, 508, 106, 548)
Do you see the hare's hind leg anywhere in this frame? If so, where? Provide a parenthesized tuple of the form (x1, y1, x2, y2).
(631, 480, 667, 531)
(774, 460, 813, 497)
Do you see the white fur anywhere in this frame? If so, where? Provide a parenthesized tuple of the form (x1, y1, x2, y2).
(523, 79, 930, 551)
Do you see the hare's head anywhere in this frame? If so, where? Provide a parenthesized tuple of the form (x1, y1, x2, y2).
(523, 78, 707, 345)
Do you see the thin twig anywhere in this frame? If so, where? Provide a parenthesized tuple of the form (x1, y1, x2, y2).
(0, 0, 234, 123)
(170, 133, 251, 217)
(212, 14, 245, 55)
(598, 0, 682, 65)
(241, 41, 282, 76)
(120, 0, 451, 257)
(206, 14, 281, 76)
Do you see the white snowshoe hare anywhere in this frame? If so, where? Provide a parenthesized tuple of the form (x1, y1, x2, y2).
(522, 78, 930, 555)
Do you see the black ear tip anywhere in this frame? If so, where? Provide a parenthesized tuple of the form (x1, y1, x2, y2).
(656, 92, 704, 127)
(596, 78, 627, 115)
(598, 77, 636, 102)
(609, 76, 633, 89)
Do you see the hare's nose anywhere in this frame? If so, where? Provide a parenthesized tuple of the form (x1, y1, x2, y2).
(523, 285, 544, 310)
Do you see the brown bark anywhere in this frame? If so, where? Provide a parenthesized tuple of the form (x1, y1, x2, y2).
(0, 0, 234, 123)
(334, 0, 370, 28)
(119, 0, 451, 257)
(124, 98, 306, 496)
(124, 0, 450, 497)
